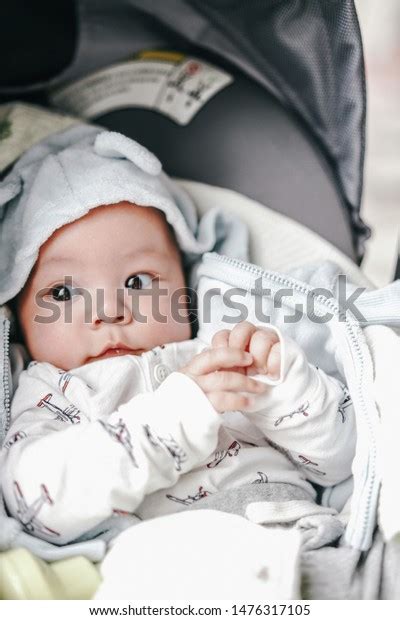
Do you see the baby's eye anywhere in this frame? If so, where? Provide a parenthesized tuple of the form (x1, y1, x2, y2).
(49, 284, 74, 302)
(125, 274, 153, 290)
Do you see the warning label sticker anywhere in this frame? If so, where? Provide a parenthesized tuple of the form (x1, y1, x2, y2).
(50, 52, 233, 125)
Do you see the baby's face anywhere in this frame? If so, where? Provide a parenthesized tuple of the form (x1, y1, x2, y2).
(17, 202, 192, 370)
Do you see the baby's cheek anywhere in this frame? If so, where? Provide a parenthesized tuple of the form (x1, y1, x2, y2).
(144, 294, 191, 345)
(27, 320, 84, 369)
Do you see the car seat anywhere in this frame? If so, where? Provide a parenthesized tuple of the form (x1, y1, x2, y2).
(0, 0, 381, 601)
(0, 0, 369, 262)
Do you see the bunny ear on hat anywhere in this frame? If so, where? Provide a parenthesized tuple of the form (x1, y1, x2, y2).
(94, 132, 162, 176)
(94, 130, 198, 235)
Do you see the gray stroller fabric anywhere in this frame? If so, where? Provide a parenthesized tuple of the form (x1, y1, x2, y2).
(301, 531, 400, 600)
(0, 0, 369, 259)
(124, 0, 368, 257)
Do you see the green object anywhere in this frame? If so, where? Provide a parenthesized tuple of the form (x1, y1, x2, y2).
(0, 548, 101, 600)
(0, 118, 11, 141)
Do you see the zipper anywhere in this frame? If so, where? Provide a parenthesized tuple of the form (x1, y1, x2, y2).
(2, 315, 11, 436)
(199, 252, 378, 550)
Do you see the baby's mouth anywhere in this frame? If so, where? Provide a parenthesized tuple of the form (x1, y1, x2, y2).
(87, 347, 145, 363)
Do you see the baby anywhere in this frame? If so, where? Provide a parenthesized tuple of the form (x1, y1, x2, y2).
(0, 128, 355, 547)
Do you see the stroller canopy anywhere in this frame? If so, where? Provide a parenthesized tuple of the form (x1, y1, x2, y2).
(0, 0, 369, 258)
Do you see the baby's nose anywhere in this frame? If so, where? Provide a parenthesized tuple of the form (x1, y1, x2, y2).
(91, 290, 132, 326)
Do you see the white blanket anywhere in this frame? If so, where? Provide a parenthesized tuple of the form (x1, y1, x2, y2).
(95, 510, 302, 599)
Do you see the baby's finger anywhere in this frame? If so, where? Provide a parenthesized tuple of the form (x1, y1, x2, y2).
(207, 391, 254, 413)
(211, 329, 230, 348)
(249, 329, 280, 373)
(228, 321, 258, 351)
(198, 371, 267, 394)
(187, 347, 253, 375)
(267, 342, 281, 380)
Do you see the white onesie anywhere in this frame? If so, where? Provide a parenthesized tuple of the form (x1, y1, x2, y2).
(0, 331, 355, 544)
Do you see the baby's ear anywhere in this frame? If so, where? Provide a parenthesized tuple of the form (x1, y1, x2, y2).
(94, 131, 162, 176)
(0, 172, 22, 222)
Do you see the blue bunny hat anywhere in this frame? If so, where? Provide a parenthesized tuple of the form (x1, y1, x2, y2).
(0, 124, 248, 305)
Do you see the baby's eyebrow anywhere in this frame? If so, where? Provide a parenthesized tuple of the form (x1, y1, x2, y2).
(41, 256, 82, 265)
(41, 249, 164, 269)
(121, 249, 164, 259)
(39, 256, 83, 271)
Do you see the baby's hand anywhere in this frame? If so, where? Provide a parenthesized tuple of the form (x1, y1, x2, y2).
(180, 322, 281, 413)
(213, 321, 281, 380)
(180, 344, 267, 413)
